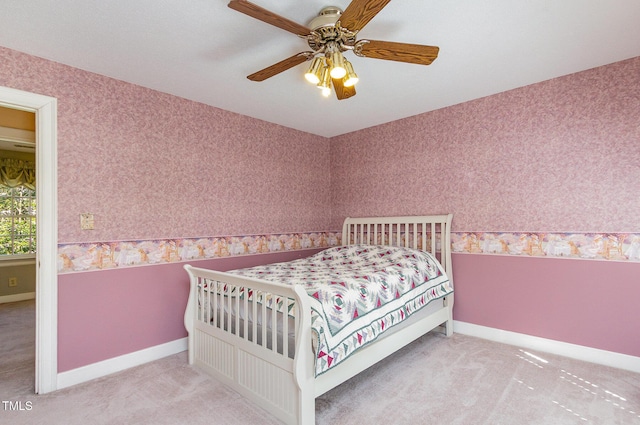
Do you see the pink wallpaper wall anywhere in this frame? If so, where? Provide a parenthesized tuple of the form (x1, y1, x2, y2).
(330, 57, 640, 358)
(330, 57, 640, 233)
(2, 44, 639, 372)
(0, 46, 332, 243)
(0, 45, 334, 373)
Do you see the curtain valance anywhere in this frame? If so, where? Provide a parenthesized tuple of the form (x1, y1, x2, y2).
(0, 157, 36, 190)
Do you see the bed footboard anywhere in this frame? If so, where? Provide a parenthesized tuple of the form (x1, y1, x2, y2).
(184, 265, 316, 425)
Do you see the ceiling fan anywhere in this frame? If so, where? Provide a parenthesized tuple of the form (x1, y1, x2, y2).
(228, 0, 440, 100)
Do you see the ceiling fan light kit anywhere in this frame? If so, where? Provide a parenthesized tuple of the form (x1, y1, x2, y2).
(304, 57, 324, 84)
(228, 0, 439, 100)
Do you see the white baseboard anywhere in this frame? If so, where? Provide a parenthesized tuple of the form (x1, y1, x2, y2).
(57, 337, 188, 390)
(0, 292, 35, 304)
(453, 320, 640, 374)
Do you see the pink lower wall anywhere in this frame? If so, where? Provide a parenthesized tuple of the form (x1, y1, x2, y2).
(58, 264, 188, 372)
(58, 242, 640, 372)
(452, 254, 640, 357)
(58, 249, 323, 372)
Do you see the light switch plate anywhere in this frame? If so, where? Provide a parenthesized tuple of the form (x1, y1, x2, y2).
(80, 213, 95, 230)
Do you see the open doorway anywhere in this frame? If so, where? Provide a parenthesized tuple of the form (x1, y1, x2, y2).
(0, 108, 37, 295)
(0, 106, 36, 396)
(0, 86, 57, 394)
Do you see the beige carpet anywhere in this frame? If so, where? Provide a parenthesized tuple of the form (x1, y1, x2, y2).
(2, 300, 639, 424)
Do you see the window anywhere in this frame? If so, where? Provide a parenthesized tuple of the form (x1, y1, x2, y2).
(0, 185, 36, 256)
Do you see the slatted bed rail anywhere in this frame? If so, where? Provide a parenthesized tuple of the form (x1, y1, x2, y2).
(183, 266, 315, 425)
(195, 273, 293, 358)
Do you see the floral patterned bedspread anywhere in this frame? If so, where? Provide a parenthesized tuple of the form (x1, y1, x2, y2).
(230, 244, 453, 376)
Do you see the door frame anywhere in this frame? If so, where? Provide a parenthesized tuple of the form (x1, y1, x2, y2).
(0, 85, 58, 394)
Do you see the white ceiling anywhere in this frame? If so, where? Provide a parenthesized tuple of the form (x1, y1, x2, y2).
(1, 0, 639, 137)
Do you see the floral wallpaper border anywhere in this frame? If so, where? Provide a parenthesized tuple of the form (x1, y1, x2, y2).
(58, 232, 342, 273)
(451, 232, 640, 262)
(57, 231, 640, 273)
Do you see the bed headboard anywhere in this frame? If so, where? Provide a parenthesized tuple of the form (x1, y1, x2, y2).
(342, 214, 453, 283)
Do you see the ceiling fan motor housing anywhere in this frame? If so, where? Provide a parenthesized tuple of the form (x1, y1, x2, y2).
(307, 7, 357, 53)
(309, 6, 342, 29)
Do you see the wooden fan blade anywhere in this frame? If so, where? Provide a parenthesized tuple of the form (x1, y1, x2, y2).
(247, 52, 314, 81)
(332, 77, 356, 100)
(355, 39, 439, 65)
(228, 0, 311, 36)
(339, 0, 391, 32)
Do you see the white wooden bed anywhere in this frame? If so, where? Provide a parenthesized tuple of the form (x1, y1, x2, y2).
(183, 214, 454, 425)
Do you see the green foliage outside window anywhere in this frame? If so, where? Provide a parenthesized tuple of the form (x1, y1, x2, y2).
(0, 185, 36, 256)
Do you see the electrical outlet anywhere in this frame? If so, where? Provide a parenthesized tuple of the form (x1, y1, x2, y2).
(8, 277, 18, 287)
